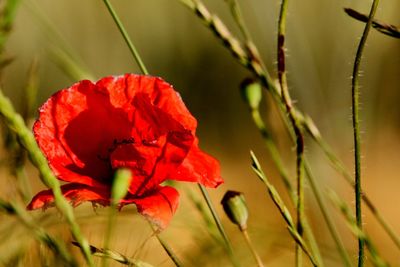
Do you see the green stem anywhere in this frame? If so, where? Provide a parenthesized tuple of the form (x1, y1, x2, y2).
(241, 229, 265, 267)
(198, 184, 239, 267)
(251, 109, 327, 266)
(251, 152, 317, 267)
(351, 0, 380, 265)
(0, 89, 94, 266)
(305, 117, 400, 252)
(102, 0, 149, 75)
(304, 163, 353, 267)
(156, 236, 183, 267)
(277, 1, 305, 265)
(224, 0, 251, 42)
(150, 224, 184, 267)
(331, 192, 389, 267)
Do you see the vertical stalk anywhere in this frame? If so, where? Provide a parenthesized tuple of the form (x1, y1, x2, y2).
(351, 0, 380, 266)
(277, 0, 305, 265)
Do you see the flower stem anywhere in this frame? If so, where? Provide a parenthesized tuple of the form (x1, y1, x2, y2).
(198, 184, 240, 267)
(101, 3, 233, 266)
(241, 229, 265, 267)
(0, 88, 94, 266)
(351, 0, 380, 266)
(102, 0, 149, 75)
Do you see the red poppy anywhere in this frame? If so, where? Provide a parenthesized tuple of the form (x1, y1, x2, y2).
(27, 74, 223, 229)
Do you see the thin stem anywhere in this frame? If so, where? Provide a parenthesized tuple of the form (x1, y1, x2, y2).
(304, 163, 353, 267)
(224, 0, 251, 42)
(155, 236, 184, 267)
(150, 225, 184, 267)
(351, 0, 380, 265)
(330, 192, 389, 267)
(198, 184, 240, 267)
(241, 229, 265, 267)
(277, 0, 306, 265)
(304, 117, 400, 252)
(251, 109, 327, 266)
(102, 0, 149, 75)
(251, 152, 317, 267)
(251, 109, 294, 196)
(0, 89, 94, 266)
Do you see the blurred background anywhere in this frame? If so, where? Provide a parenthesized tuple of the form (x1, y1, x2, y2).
(0, 0, 399, 266)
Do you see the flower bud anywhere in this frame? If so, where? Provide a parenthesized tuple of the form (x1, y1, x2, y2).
(111, 168, 132, 206)
(221, 190, 249, 230)
(240, 78, 262, 110)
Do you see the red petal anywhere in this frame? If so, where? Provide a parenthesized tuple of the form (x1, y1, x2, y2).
(96, 74, 197, 133)
(171, 143, 223, 188)
(131, 186, 180, 230)
(27, 184, 110, 210)
(34, 80, 133, 185)
(110, 93, 194, 195)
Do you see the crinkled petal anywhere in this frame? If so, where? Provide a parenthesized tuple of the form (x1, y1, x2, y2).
(27, 184, 110, 210)
(171, 144, 223, 188)
(96, 74, 197, 132)
(131, 186, 179, 230)
(34, 80, 133, 185)
(111, 93, 195, 195)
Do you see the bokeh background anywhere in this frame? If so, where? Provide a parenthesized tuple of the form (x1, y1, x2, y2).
(1, 0, 399, 266)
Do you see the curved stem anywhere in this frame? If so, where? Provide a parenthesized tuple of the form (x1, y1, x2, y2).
(351, 0, 380, 265)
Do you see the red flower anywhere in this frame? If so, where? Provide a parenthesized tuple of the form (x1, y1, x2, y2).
(28, 74, 223, 229)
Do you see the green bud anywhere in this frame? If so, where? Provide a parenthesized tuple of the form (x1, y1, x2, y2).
(221, 190, 249, 230)
(111, 168, 132, 206)
(240, 78, 262, 110)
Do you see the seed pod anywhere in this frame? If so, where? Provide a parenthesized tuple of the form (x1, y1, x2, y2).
(240, 78, 262, 110)
(221, 190, 249, 231)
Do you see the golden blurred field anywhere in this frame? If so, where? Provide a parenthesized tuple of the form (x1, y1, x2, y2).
(0, 0, 400, 266)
